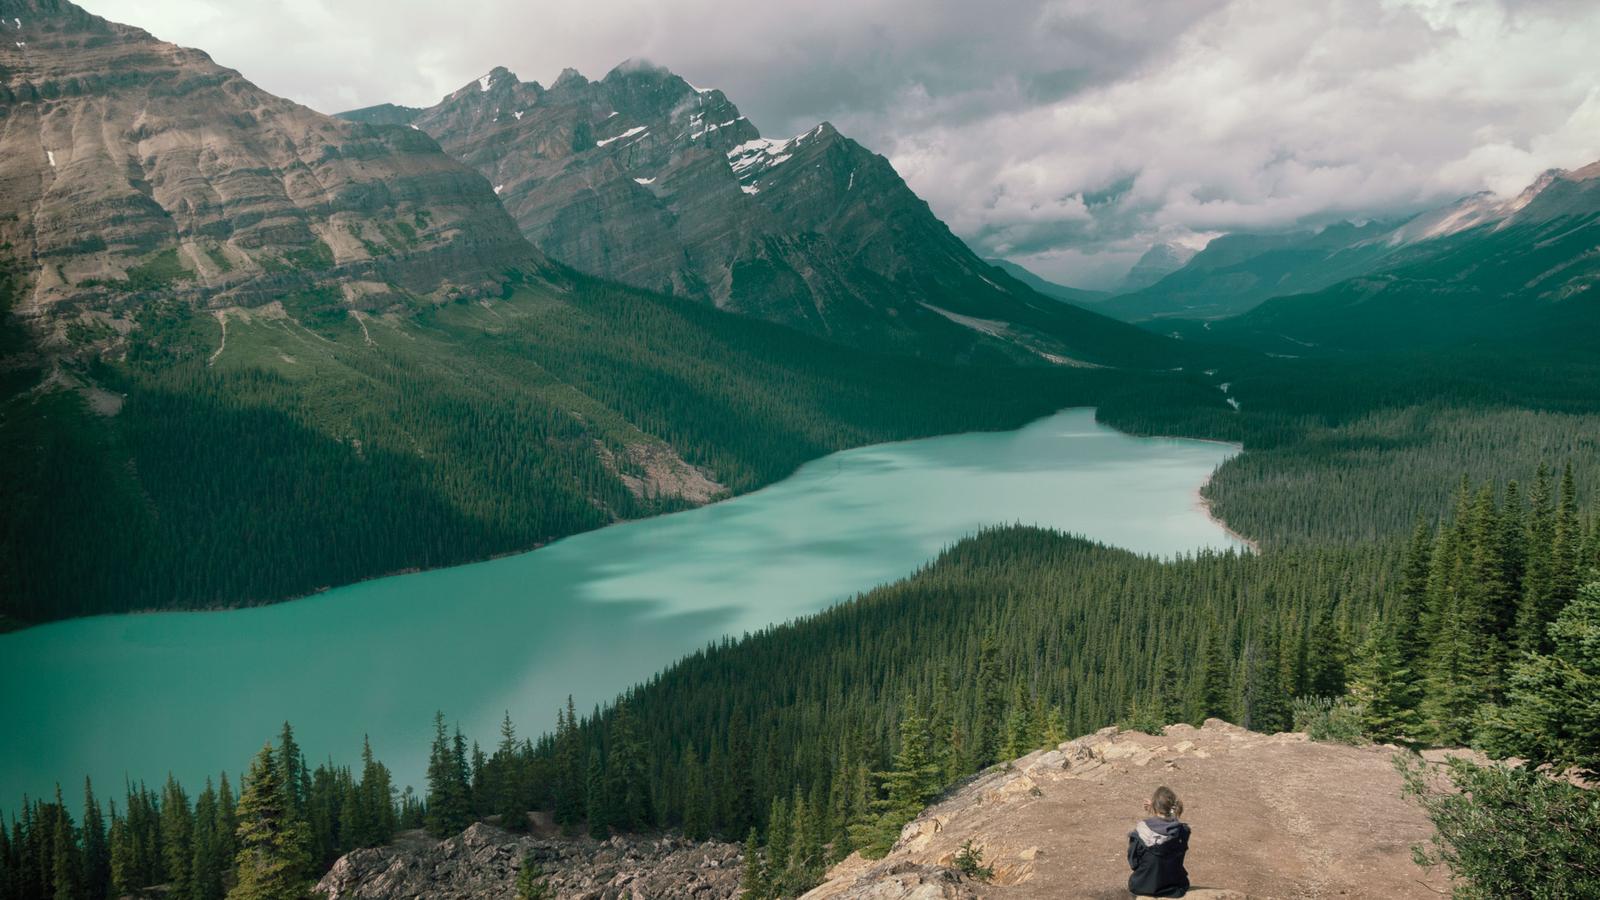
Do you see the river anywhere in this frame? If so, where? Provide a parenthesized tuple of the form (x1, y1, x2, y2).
(1, 408, 1243, 808)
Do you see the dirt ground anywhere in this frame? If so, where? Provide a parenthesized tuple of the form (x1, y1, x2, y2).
(806, 721, 1453, 899)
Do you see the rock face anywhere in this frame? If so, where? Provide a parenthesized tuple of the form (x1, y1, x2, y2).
(341, 62, 1174, 367)
(317, 822, 743, 900)
(0, 0, 537, 348)
(1116, 242, 1198, 294)
(803, 720, 1450, 899)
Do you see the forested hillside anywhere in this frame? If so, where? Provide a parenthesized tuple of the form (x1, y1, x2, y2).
(0, 265, 1201, 624)
(6, 468, 1594, 900)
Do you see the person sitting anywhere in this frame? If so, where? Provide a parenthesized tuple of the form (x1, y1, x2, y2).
(1128, 785, 1190, 897)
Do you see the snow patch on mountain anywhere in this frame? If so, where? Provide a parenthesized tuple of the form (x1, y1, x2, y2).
(596, 126, 647, 147)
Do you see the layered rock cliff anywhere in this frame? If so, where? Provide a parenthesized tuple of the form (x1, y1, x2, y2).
(0, 0, 538, 351)
(316, 823, 742, 900)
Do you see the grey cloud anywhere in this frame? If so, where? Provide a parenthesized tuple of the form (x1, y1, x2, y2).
(80, 0, 1600, 290)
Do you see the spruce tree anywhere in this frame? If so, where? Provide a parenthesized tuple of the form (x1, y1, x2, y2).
(423, 714, 472, 839)
(191, 780, 226, 900)
(1517, 465, 1557, 654)
(1346, 622, 1420, 742)
(228, 744, 311, 900)
(585, 750, 609, 840)
(79, 779, 109, 900)
(738, 828, 768, 900)
(972, 633, 1004, 768)
(160, 776, 194, 900)
(1478, 579, 1600, 777)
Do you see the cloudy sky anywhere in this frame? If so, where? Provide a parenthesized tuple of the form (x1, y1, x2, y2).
(82, 0, 1600, 288)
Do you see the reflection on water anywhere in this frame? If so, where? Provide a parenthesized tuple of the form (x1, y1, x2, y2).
(1, 409, 1241, 808)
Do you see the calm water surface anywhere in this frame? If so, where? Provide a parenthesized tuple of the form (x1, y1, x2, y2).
(1, 409, 1242, 807)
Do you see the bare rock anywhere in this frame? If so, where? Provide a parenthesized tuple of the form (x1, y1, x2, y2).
(317, 823, 742, 900)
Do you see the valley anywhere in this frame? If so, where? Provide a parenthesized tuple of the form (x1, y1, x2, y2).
(0, 409, 1243, 826)
(1, 1, 1598, 899)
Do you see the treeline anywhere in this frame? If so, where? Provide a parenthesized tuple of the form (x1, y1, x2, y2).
(0, 725, 404, 900)
(6, 467, 1595, 898)
(2, 268, 1190, 624)
(1339, 464, 1595, 746)
(1099, 348, 1600, 547)
(511, 464, 1597, 897)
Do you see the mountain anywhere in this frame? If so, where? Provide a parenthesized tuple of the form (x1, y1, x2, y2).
(1116, 241, 1197, 293)
(339, 62, 1179, 368)
(983, 257, 1110, 305)
(1103, 222, 1395, 322)
(0, 0, 536, 351)
(2, 4, 1195, 625)
(1198, 160, 1600, 355)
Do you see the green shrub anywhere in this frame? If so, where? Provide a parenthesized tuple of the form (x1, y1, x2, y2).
(1292, 696, 1366, 744)
(1399, 754, 1600, 898)
(953, 839, 994, 882)
(516, 857, 552, 900)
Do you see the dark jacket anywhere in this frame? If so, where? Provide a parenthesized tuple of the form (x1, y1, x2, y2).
(1127, 816, 1190, 897)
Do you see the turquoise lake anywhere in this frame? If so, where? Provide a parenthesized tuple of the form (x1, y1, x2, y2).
(1, 408, 1243, 808)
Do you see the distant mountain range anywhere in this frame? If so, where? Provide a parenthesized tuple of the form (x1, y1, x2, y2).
(339, 62, 1175, 368)
(1099, 163, 1599, 334)
(1197, 160, 1600, 355)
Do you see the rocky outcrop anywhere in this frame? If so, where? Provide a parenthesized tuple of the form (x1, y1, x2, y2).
(342, 62, 1175, 368)
(0, 0, 538, 349)
(804, 720, 1450, 899)
(317, 822, 742, 900)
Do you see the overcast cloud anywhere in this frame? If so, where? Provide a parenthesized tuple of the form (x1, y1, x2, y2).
(81, 0, 1600, 288)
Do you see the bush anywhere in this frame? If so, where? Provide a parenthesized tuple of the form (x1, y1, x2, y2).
(1398, 754, 1600, 898)
(952, 839, 994, 882)
(1119, 696, 1167, 736)
(1292, 696, 1366, 744)
(516, 856, 552, 900)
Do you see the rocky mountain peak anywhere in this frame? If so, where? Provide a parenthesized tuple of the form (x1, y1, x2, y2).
(348, 58, 1174, 367)
(551, 66, 588, 89)
(1119, 241, 1198, 292)
(0, 0, 538, 349)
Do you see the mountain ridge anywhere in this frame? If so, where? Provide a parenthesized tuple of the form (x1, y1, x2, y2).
(0, 0, 538, 356)
(340, 61, 1184, 369)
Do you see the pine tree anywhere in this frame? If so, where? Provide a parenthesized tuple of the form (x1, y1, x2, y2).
(51, 792, 82, 900)
(1394, 518, 1435, 665)
(160, 776, 195, 900)
(1346, 622, 1420, 742)
(424, 714, 472, 839)
(606, 700, 651, 831)
(493, 715, 525, 832)
(585, 749, 609, 840)
(1478, 579, 1600, 777)
(228, 744, 311, 900)
(80, 779, 109, 900)
(1517, 465, 1557, 654)
(1194, 621, 1233, 722)
(359, 741, 395, 846)
(191, 780, 225, 900)
(972, 633, 1004, 768)
(738, 828, 768, 900)
(274, 725, 304, 823)
(215, 773, 238, 888)
(681, 747, 710, 842)
(1304, 605, 1346, 699)
(1002, 680, 1036, 759)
